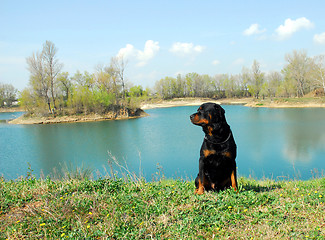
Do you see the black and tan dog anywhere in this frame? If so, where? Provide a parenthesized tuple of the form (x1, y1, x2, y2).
(190, 102, 238, 194)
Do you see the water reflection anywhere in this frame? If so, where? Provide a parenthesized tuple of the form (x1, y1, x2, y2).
(282, 109, 325, 163)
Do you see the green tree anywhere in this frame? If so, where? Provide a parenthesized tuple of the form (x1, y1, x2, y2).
(248, 60, 265, 99)
(268, 71, 283, 97)
(19, 88, 35, 112)
(57, 72, 72, 101)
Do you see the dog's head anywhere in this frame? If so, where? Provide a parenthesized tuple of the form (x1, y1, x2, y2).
(190, 102, 225, 127)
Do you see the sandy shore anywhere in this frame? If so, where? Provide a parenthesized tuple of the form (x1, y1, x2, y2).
(141, 97, 325, 109)
(140, 98, 250, 109)
(245, 99, 325, 108)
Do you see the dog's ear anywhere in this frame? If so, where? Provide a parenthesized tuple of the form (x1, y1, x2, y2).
(214, 104, 225, 121)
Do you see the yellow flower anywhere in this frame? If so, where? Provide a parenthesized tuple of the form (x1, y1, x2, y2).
(60, 197, 63, 200)
(61, 233, 65, 237)
(319, 195, 323, 198)
(87, 225, 90, 229)
(315, 191, 318, 194)
(62, 226, 66, 229)
(296, 188, 299, 191)
(228, 206, 232, 209)
(216, 227, 220, 231)
(89, 212, 92, 215)
(40, 223, 45, 226)
(16, 220, 20, 223)
(280, 194, 283, 197)
(243, 209, 248, 212)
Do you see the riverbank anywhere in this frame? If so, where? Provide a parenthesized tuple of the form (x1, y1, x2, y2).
(245, 97, 325, 108)
(141, 97, 325, 109)
(1, 176, 324, 239)
(8, 108, 148, 125)
(140, 97, 250, 109)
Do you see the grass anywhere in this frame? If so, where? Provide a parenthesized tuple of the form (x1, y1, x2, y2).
(1, 174, 324, 239)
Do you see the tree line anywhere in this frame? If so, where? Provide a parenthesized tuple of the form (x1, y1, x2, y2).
(2, 42, 325, 114)
(20, 41, 149, 116)
(155, 50, 325, 100)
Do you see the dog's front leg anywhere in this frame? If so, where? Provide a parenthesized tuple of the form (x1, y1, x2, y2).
(195, 158, 205, 195)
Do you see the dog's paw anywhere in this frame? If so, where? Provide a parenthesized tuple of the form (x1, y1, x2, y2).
(195, 188, 204, 195)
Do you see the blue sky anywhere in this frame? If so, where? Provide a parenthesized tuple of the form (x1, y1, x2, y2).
(1, 0, 325, 90)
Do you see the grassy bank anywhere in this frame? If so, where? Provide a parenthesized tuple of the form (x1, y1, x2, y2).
(1, 176, 324, 239)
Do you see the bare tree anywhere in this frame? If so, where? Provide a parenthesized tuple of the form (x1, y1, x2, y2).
(283, 50, 312, 97)
(311, 55, 325, 93)
(26, 51, 52, 112)
(111, 55, 128, 100)
(42, 41, 63, 110)
(0, 83, 17, 107)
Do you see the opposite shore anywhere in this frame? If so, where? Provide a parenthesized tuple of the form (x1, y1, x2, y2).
(4, 97, 325, 124)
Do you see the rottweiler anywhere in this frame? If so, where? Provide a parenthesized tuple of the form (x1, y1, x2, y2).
(190, 102, 238, 194)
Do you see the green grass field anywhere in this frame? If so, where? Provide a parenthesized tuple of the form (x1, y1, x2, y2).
(1, 174, 324, 239)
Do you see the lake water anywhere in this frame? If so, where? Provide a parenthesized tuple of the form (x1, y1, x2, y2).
(1, 106, 325, 181)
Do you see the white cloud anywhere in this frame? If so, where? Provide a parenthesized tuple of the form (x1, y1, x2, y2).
(137, 40, 160, 67)
(243, 24, 266, 36)
(117, 44, 136, 59)
(275, 17, 314, 40)
(117, 40, 160, 67)
(169, 42, 205, 56)
(212, 60, 220, 65)
(314, 32, 325, 44)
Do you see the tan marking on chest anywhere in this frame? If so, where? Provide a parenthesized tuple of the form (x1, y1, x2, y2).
(203, 149, 216, 157)
(222, 151, 232, 158)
